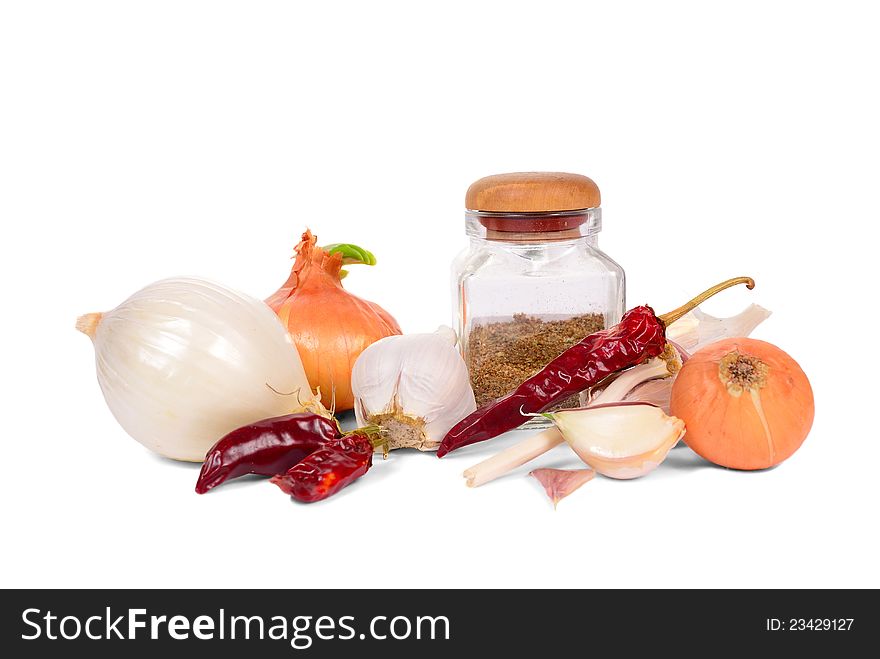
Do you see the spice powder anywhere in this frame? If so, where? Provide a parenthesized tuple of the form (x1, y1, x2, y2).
(466, 313, 605, 409)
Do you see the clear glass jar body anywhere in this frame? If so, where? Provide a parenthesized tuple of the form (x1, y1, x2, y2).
(452, 209, 625, 420)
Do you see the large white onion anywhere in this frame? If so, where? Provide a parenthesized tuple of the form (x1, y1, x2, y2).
(77, 277, 316, 462)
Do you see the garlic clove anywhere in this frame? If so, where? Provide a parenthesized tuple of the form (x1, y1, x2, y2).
(545, 402, 686, 479)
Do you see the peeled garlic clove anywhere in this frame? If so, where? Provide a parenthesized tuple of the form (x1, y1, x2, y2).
(530, 468, 595, 508)
(351, 326, 476, 451)
(545, 403, 686, 479)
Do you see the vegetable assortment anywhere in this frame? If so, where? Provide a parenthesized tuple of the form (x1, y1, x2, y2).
(462, 345, 682, 487)
(437, 277, 755, 457)
(77, 214, 815, 508)
(461, 303, 776, 490)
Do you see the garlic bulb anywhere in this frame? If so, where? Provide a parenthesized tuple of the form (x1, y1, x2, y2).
(351, 326, 476, 451)
(77, 277, 318, 462)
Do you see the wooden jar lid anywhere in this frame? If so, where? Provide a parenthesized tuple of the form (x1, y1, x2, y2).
(465, 172, 601, 213)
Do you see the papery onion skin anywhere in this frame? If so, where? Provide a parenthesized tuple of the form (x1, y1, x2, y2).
(78, 277, 315, 462)
(268, 230, 401, 411)
(666, 304, 771, 353)
(670, 338, 814, 470)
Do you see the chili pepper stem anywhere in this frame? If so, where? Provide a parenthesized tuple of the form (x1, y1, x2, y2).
(343, 424, 389, 458)
(658, 277, 755, 326)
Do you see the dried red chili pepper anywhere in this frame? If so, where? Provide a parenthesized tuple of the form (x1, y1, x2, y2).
(437, 277, 755, 457)
(195, 413, 340, 494)
(270, 431, 384, 503)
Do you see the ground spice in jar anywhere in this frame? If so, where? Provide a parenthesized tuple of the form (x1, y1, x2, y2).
(466, 313, 605, 409)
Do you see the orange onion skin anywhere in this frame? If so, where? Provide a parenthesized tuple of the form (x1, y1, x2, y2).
(670, 337, 814, 470)
(267, 231, 401, 411)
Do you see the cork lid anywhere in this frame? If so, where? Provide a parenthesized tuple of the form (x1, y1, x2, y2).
(465, 172, 601, 213)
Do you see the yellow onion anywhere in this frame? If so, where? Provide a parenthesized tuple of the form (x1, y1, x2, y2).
(266, 230, 401, 411)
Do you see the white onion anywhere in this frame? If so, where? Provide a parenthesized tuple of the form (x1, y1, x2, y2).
(77, 277, 315, 462)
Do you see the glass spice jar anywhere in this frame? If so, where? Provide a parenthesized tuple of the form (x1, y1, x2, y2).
(452, 172, 625, 418)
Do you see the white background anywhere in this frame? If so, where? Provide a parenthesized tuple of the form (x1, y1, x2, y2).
(2, 1, 878, 589)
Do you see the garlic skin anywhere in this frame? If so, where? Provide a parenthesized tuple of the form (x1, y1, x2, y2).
(666, 304, 771, 353)
(530, 468, 595, 508)
(351, 326, 476, 451)
(545, 403, 686, 479)
(77, 277, 317, 462)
